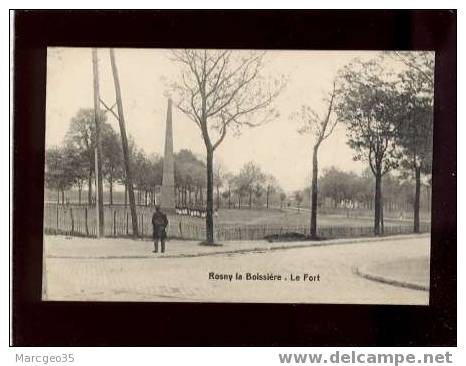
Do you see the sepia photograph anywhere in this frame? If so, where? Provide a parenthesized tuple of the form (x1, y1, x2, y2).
(42, 47, 434, 305)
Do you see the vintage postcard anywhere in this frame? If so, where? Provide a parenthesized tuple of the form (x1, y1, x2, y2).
(42, 48, 433, 304)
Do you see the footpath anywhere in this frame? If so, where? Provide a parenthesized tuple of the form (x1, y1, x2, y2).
(354, 256, 430, 291)
(44, 233, 430, 260)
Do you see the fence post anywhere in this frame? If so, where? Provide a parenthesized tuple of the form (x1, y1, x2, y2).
(113, 210, 116, 236)
(70, 207, 74, 235)
(126, 212, 129, 235)
(179, 221, 182, 239)
(56, 205, 59, 233)
(141, 213, 144, 237)
(85, 207, 89, 236)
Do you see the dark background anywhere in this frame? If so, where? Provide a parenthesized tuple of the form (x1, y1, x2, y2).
(12, 10, 456, 346)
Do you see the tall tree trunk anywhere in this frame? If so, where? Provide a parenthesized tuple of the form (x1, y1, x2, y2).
(88, 171, 93, 205)
(374, 171, 382, 236)
(249, 189, 252, 208)
(124, 183, 128, 207)
(310, 144, 319, 238)
(428, 185, 431, 211)
(206, 148, 214, 243)
(414, 165, 421, 233)
(109, 48, 138, 237)
(92, 48, 105, 237)
(61, 189, 65, 206)
(57, 189, 60, 205)
(109, 178, 113, 206)
(216, 186, 220, 210)
(380, 188, 384, 235)
(78, 186, 82, 205)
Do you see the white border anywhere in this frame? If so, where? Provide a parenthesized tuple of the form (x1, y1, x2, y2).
(4, 4, 462, 365)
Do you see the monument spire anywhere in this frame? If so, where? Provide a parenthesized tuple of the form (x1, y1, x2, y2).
(161, 98, 176, 212)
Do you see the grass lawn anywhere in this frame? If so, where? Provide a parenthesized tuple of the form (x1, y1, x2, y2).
(214, 208, 407, 228)
(45, 204, 421, 240)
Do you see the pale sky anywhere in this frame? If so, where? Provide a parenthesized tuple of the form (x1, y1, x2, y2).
(46, 48, 390, 192)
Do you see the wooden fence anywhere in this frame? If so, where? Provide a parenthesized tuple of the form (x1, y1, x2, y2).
(43, 204, 431, 241)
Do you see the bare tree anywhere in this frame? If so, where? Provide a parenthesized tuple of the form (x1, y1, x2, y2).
(169, 50, 285, 244)
(291, 80, 338, 238)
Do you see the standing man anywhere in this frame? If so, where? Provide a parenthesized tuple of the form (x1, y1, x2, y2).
(152, 205, 169, 253)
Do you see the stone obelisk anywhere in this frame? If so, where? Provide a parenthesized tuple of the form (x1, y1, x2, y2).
(160, 98, 176, 213)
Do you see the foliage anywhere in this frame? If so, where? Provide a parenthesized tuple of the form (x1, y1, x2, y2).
(336, 58, 404, 176)
(174, 149, 206, 191)
(396, 52, 434, 175)
(64, 108, 108, 172)
(101, 123, 124, 187)
(44, 146, 76, 193)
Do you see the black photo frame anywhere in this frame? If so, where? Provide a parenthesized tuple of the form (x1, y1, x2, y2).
(12, 9, 456, 346)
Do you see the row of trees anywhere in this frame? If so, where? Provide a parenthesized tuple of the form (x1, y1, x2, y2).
(295, 167, 431, 214)
(214, 161, 286, 210)
(45, 109, 123, 206)
(292, 52, 433, 236)
(338, 53, 433, 234)
(45, 49, 139, 237)
(45, 115, 288, 210)
(170, 50, 433, 241)
(46, 49, 433, 243)
(47, 121, 429, 217)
